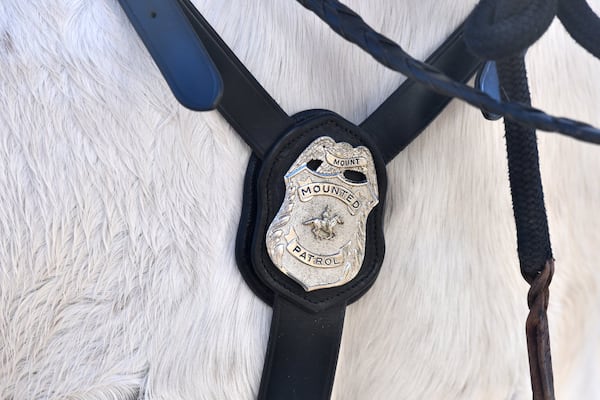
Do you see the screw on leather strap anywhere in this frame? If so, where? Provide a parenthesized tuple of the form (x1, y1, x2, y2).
(117, 2, 481, 399)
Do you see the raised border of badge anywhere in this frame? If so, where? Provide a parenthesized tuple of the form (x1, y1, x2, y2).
(266, 137, 379, 291)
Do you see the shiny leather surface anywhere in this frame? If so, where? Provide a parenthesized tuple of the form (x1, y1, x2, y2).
(258, 296, 345, 400)
(117, 0, 223, 111)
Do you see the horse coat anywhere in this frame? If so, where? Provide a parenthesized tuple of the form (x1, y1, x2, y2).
(1, 0, 599, 399)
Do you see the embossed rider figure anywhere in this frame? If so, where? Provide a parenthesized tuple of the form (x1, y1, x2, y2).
(304, 206, 344, 240)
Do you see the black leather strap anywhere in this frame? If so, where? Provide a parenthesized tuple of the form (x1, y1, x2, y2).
(120, 0, 480, 162)
(238, 111, 386, 399)
(361, 23, 482, 163)
(117, 3, 481, 400)
(177, 0, 294, 158)
(117, 0, 223, 111)
(259, 296, 345, 400)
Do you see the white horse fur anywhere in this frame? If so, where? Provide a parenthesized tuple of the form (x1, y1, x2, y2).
(1, 0, 599, 399)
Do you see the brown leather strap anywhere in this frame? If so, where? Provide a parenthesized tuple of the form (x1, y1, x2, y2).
(525, 259, 555, 400)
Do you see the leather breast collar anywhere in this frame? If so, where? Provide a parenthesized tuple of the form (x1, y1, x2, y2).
(118, 1, 482, 398)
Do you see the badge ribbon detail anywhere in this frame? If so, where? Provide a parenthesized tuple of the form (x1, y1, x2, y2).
(266, 137, 379, 291)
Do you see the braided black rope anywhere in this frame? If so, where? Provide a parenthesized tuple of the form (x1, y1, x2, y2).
(465, 0, 557, 60)
(297, 1, 565, 398)
(464, 0, 557, 395)
(496, 56, 553, 282)
(558, 0, 600, 58)
(296, 0, 600, 144)
(496, 56, 555, 399)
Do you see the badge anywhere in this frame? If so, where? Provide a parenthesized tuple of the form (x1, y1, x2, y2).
(266, 137, 379, 291)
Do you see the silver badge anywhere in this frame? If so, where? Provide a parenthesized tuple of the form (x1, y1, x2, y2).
(266, 137, 379, 291)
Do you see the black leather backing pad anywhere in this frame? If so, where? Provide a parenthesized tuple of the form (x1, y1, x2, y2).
(236, 154, 275, 305)
(236, 110, 387, 313)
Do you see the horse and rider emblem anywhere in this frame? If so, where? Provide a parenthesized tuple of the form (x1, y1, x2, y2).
(266, 137, 379, 291)
(304, 206, 344, 240)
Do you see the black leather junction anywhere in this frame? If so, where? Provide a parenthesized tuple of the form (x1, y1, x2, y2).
(241, 111, 387, 313)
(239, 110, 386, 400)
(117, 1, 481, 399)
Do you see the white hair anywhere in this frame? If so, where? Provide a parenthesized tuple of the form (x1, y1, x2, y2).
(1, 0, 599, 398)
